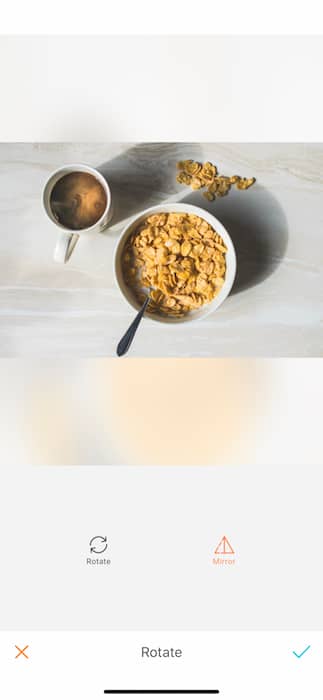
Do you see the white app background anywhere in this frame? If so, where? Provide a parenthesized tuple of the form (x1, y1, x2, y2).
(0, 463, 321, 630)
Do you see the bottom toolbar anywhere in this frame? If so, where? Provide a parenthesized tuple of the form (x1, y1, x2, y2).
(0, 631, 321, 700)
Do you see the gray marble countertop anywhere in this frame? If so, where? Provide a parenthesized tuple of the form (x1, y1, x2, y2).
(0, 142, 322, 356)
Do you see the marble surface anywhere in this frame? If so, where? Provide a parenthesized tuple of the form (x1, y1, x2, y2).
(0, 142, 322, 357)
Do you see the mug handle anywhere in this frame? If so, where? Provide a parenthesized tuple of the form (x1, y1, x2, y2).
(54, 231, 79, 263)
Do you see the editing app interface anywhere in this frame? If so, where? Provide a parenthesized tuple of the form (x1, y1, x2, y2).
(0, 360, 322, 698)
(0, 33, 323, 700)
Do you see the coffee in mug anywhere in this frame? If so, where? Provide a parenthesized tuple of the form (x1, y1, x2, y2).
(43, 164, 113, 263)
(50, 171, 108, 231)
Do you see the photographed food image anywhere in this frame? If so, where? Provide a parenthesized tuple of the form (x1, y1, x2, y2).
(0, 141, 321, 356)
(121, 211, 227, 317)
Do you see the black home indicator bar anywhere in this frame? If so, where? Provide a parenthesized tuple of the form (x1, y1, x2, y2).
(104, 692, 220, 695)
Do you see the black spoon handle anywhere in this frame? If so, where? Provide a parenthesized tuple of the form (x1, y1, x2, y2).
(116, 296, 150, 357)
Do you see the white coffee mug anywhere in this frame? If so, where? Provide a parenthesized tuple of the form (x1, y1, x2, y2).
(43, 163, 113, 263)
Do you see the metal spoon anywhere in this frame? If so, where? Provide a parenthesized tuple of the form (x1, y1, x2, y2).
(116, 292, 151, 357)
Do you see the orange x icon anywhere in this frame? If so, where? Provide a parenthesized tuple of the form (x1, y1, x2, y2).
(15, 645, 29, 659)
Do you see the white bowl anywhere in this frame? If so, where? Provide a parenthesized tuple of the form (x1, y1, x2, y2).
(114, 203, 236, 324)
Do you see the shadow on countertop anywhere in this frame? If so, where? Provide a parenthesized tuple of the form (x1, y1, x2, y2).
(181, 185, 289, 294)
(97, 142, 203, 227)
(98, 145, 288, 294)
